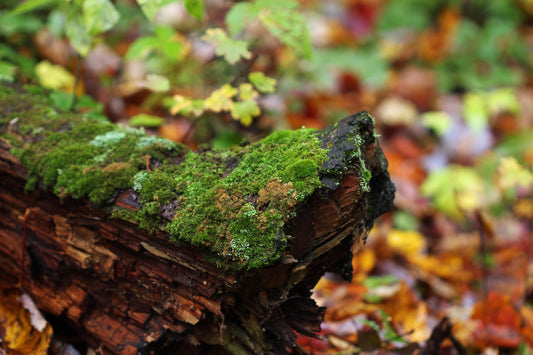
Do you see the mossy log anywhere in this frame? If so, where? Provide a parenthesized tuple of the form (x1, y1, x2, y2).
(0, 84, 394, 354)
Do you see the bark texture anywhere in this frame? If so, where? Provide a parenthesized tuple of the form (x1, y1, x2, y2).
(0, 85, 394, 354)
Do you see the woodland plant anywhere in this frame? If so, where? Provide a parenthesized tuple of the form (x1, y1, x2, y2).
(3, 0, 312, 130)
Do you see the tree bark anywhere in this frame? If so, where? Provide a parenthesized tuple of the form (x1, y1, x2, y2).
(0, 85, 394, 354)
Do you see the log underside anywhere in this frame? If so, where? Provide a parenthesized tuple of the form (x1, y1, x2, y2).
(0, 95, 394, 354)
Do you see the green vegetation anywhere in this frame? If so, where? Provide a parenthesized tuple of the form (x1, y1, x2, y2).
(0, 85, 353, 269)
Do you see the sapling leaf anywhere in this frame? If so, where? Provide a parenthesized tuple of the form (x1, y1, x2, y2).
(202, 28, 251, 64)
(258, 8, 312, 59)
(125, 36, 160, 59)
(249, 72, 276, 93)
(65, 6, 93, 56)
(129, 114, 165, 128)
(204, 84, 237, 112)
(225, 2, 256, 36)
(231, 100, 260, 126)
(11, 0, 59, 15)
(137, 0, 175, 21)
(83, 0, 120, 36)
(238, 83, 258, 101)
(0, 61, 16, 82)
(184, 0, 204, 20)
(141, 74, 170, 92)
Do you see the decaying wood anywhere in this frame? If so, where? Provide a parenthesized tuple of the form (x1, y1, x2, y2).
(0, 87, 394, 354)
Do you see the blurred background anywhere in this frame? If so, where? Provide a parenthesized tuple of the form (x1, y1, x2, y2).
(1, 0, 533, 353)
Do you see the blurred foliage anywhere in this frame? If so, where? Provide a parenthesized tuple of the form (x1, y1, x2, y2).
(1, 0, 533, 353)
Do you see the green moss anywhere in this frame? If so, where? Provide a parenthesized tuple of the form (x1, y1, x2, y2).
(0, 85, 186, 205)
(133, 128, 328, 269)
(0, 85, 377, 270)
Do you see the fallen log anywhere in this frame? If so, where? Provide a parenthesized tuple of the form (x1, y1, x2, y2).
(0, 84, 394, 354)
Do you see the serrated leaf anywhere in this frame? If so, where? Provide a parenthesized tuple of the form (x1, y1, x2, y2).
(11, 0, 58, 15)
(170, 95, 205, 116)
(170, 95, 193, 115)
(259, 9, 312, 59)
(137, 0, 175, 21)
(225, 2, 255, 36)
(83, 0, 120, 35)
(497, 157, 533, 189)
(248, 72, 276, 93)
(231, 100, 260, 126)
(204, 84, 237, 112)
(185, 0, 204, 20)
(129, 114, 165, 127)
(238, 83, 258, 101)
(34, 60, 74, 90)
(125, 36, 160, 59)
(66, 6, 93, 56)
(202, 28, 251, 64)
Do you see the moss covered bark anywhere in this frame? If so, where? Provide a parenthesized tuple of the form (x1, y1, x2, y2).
(0, 84, 380, 269)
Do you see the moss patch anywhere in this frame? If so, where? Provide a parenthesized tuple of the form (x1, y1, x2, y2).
(0, 85, 377, 270)
(136, 128, 328, 269)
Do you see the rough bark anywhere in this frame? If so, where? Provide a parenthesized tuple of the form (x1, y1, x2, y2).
(0, 85, 394, 354)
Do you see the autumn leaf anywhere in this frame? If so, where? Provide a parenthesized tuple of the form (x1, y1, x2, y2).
(0, 289, 53, 355)
(34, 60, 75, 90)
(238, 83, 258, 101)
(170, 95, 205, 116)
(204, 84, 237, 112)
(202, 28, 251, 64)
(231, 100, 260, 126)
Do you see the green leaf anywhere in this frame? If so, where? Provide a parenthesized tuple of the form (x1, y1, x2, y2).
(258, 7, 312, 59)
(249, 72, 276, 93)
(137, 0, 175, 21)
(129, 114, 165, 127)
(125, 36, 160, 59)
(463, 92, 489, 133)
(231, 100, 260, 126)
(184, 0, 204, 20)
(225, 2, 255, 36)
(362, 275, 398, 290)
(154, 25, 184, 60)
(0, 61, 17, 82)
(420, 111, 452, 136)
(11, 0, 59, 15)
(49, 90, 74, 111)
(421, 166, 485, 219)
(66, 6, 93, 56)
(202, 28, 251, 64)
(83, 0, 120, 35)
(141, 74, 170, 92)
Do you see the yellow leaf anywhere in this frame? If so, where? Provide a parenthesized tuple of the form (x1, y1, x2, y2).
(170, 95, 192, 115)
(35, 60, 75, 90)
(0, 289, 52, 355)
(386, 229, 426, 257)
(204, 84, 237, 112)
(238, 83, 258, 101)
